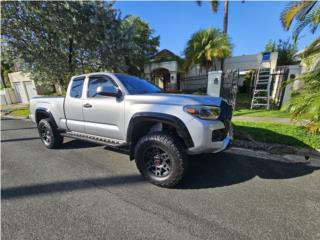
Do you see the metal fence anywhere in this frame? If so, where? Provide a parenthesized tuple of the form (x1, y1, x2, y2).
(180, 70, 239, 109)
(180, 75, 208, 91)
(220, 70, 239, 109)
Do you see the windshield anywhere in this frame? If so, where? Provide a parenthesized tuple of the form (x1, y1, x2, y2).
(115, 74, 162, 94)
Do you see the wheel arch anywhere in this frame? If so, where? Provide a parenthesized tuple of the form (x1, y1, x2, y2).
(35, 108, 58, 128)
(127, 112, 194, 160)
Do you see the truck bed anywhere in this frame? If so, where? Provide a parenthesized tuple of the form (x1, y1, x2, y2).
(29, 96, 66, 129)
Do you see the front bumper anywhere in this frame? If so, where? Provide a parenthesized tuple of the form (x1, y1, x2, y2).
(186, 118, 233, 155)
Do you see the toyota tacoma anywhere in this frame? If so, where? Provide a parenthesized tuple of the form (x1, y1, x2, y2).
(30, 73, 233, 187)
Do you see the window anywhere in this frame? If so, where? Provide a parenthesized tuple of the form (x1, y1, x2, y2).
(88, 76, 117, 98)
(115, 74, 162, 94)
(70, 77, 85, 98)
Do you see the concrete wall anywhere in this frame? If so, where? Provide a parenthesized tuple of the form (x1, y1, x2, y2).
(281, 65, 303, 106)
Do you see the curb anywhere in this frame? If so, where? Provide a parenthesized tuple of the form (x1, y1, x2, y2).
(233, 139, 320, 157)
(228, 147, 320, 167)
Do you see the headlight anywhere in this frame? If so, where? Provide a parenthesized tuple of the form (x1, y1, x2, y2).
(184, 105, 220, 120)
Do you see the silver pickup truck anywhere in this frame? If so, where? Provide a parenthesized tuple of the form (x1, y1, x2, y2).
(30, 73, 233, 187)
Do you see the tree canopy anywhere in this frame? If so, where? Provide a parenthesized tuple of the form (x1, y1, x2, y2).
(122, 15, 160, 77)
(1, 1, 159, 89)
(184, 28, 232, 71)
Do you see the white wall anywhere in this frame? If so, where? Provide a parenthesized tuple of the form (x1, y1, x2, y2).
(8, 72, 38, 104)
(225, 52, 278, 72)
(281, 65, 302, 105)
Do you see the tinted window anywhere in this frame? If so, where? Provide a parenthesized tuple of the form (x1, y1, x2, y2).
(115, 74, 162, 94)
(88, 76, 116, 97)
(70, 77, 85, 98)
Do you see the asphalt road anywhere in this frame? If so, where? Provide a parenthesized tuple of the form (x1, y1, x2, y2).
(2, 117, 320, 240)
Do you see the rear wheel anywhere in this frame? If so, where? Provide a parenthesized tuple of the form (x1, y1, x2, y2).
(38, 118, 63, 149)
(135, 132, 188, 188)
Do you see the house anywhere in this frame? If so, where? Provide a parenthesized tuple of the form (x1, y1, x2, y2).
(8, 72, 38, 104)
(144, 49, 302, 107)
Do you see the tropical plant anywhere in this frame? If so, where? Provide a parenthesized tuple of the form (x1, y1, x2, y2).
(287, 66, 320, 134)
(196, 1, 229, 34)
(299, 37, 320, 71)
(264, 39, 298, 66)
(196, 0, 230, 70)
(281, 0, 320, 42)
(184, 28, 232, 72)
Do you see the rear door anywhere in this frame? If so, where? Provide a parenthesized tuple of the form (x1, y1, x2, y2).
(82, 75, 125, 140)
(65, 77, 86, 132)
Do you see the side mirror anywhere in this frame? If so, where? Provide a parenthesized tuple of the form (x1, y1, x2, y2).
(96, 85, 122, 98)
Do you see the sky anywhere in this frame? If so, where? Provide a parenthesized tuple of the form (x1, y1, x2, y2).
(114, 0, 319, 57)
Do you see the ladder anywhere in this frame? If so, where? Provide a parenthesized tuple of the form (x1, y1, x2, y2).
(250, 58, 272, 110)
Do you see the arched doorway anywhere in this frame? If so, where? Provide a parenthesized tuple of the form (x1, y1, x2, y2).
(151, 68, 171, 91)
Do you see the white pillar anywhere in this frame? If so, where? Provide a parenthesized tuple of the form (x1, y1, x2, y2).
(169, 72, 177, 90)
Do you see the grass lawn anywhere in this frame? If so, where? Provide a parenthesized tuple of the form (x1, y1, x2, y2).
(233, 109, 292, 118)
(8, 108, 30, 117)
(233, 121, 320, 149)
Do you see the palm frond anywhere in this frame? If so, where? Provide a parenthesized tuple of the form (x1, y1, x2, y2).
(280, 1, 315, 30)
(184, 28, 232, 70)
(210, 0, 219, 13)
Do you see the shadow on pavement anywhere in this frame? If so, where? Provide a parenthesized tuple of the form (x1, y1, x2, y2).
(1, 137, 40, 143)
(2, 152, 319, 199)
(62, 139, 100, 149)
(178, 152, 320, 189)
(1, 127, 37, 131)
(2, 175, 144, 200)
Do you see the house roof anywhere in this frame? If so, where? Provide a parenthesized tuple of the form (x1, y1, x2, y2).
(151, 49, 178, 61)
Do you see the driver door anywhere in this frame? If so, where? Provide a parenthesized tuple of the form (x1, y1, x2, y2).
(83, 75, 125, 140)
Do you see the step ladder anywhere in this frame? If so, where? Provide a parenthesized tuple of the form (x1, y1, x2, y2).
(251, 55, 272, 110)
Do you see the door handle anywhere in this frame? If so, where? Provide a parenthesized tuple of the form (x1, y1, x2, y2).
(83, 103, 92, 108)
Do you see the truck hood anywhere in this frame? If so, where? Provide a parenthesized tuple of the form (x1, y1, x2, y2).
(125, 93, 223, 106)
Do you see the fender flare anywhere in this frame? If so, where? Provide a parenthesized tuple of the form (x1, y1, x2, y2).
(127, 112, 194, 148)
(35, 108, 58, 128)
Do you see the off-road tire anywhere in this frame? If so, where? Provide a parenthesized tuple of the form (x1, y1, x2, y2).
(134, 132, 188, 188)
(38, 118, 63, 149)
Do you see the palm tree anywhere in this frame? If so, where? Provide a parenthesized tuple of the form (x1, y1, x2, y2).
(196, 1, 229, 34)
(196, 1, 229, 70)
(184, 28, 232, 72)
(281, 1, 320, 42)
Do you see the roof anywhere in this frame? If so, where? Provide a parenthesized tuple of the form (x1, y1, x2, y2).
(151, 49, 178, 60)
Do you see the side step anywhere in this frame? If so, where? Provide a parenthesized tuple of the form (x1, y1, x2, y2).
(61, 131, 128, 147)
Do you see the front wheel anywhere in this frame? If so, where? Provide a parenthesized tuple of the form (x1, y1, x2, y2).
(38, 118, 63, 149)
(134, 132, 188, 188)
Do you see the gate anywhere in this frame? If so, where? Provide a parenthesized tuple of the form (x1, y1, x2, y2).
(220, 69, 240, 109)
(180, 70, 239, 109)
(180, 75, 208, 91)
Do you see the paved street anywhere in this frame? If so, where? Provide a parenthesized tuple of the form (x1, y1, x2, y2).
(1, 118, 320, 240)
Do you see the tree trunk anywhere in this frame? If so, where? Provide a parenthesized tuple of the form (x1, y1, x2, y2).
(221, 0, 229, 71)
(223, 0, 229, 34)
(68, 38, 73, 73)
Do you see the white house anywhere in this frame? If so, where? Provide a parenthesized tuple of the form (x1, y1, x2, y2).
(8, 72, 38, 104)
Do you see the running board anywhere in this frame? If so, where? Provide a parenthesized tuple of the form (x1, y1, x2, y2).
(61, 131, 127, 147)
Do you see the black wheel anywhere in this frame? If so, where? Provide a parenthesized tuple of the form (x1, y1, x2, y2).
(135, 132, 188, 188)
(38, 118, 63, 149)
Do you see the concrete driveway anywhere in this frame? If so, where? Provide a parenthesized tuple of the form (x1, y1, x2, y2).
(1, 118, 320, 240)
